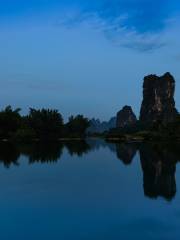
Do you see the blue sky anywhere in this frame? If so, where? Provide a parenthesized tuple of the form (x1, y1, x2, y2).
(0, 0, 180, 120)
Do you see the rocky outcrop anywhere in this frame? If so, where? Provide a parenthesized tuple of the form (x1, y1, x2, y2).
(116, 106, 137, 128)
(140, 72, 178, 123)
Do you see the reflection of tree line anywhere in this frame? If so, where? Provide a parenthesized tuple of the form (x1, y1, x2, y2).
(0, 140, 180, 201)
(0, 141, 91, 167)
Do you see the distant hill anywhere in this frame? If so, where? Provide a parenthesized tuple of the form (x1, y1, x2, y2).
(87, 117, 116, 133)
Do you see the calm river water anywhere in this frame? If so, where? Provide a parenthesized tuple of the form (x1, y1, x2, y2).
(0, 139, 180, 240)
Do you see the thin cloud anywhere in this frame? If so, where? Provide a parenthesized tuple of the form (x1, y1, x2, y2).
(59, 10, 167, 52)
(57, 0, 179, 51)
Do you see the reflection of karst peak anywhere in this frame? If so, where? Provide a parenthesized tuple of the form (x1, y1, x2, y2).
(139, 143, 177, 201)
(87, 139, 117, 153)
(116, 143, 137, 165)
(0, 140, 180, 202)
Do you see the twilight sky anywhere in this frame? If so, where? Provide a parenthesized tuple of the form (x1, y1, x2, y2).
(0, 0, 180, 121)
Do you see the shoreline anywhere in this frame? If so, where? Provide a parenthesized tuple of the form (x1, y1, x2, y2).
(0, 136, 180, 144)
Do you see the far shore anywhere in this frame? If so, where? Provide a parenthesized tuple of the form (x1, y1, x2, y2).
(0, 135, 180, 144)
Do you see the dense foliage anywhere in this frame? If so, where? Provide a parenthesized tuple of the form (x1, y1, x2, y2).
(106, 116, 180, 141)
(65, 115, 90, 137)
(0, 106, 22, 139)
(0, 106, 90, 141)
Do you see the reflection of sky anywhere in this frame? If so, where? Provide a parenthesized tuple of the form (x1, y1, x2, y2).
(0, 144, 180, 239)
(0, 0, 180, 120)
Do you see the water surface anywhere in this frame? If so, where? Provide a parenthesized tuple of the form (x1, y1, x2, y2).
(0, 140, 180, 240)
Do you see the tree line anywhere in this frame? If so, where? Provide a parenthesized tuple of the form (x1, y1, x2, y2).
(0, 106, 90, 141)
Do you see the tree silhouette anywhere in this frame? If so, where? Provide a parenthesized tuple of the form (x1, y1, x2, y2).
(0, 106, 21, 139)
(27, 108, 63, 140)
(66, 115, 90, 137)
(0, 106, 91, 140)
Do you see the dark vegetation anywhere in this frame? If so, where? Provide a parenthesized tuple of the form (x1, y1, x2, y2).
(1, 105, 180, 142)
(0, 106, 90, 141)
(106, 116, 180, 141)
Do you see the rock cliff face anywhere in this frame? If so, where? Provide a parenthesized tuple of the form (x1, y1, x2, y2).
(116, 106, 137, 128)
(140, 72, 178, 123)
